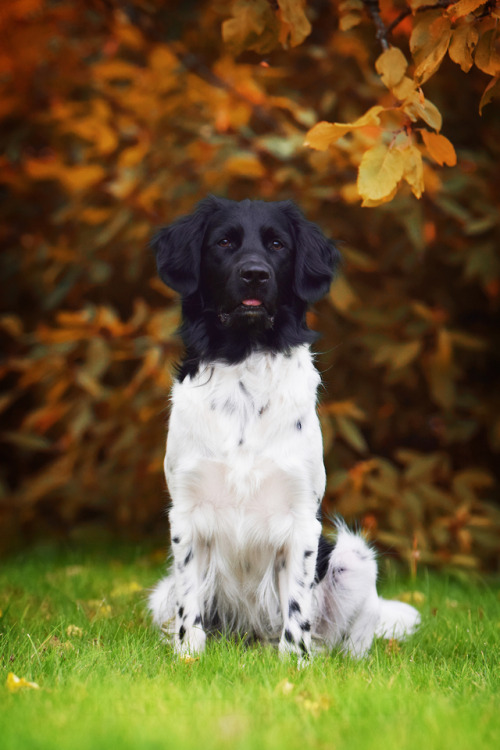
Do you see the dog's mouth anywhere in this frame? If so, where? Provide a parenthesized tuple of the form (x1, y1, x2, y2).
(218, 298, 275, 329)
(241, 299, 263, 308)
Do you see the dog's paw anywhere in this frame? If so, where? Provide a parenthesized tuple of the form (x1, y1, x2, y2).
(278, 632, 311, 666)
(174, 626, 206, 657)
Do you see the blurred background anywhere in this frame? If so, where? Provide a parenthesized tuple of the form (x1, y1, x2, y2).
(1, 0, 499, 569)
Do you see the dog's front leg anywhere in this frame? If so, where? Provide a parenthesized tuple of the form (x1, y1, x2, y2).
(169, 514, 206, 657)
(278, 519, 320, 662)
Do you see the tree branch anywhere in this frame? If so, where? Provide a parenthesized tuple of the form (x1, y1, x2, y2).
(362, 0, 390, 51)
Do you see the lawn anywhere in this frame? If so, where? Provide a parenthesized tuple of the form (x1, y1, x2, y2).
(1, 543, 499, 750)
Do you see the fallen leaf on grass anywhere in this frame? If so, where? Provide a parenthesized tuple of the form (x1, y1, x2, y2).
(385, 639, 401, 656)
(84, 600, 113, 619)
(6, 673, 40, 692)
(178, 655, 199, 665)
(275, 678, 295, 695)
(296, 690, 330, 717)
(110, 581, 143, 597)
(397, 591, 426, 606)
(66, 624, 84, 638)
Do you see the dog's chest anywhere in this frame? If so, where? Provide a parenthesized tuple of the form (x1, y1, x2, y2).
(166, 347, 323, 537)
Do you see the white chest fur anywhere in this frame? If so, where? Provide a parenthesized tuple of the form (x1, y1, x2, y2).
(165, 346, 325, 541)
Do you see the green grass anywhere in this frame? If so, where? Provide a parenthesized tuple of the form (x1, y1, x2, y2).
(1, 544, 499, 750)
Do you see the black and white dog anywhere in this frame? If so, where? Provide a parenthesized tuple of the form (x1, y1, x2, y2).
(149, 197, 420, 660)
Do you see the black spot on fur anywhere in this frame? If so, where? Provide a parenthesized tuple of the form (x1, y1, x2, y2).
(304, 550, 313, 558)
(258, 401, 270, 416)
(299, 639, 308, 655)
(238, 437, 244, 446)
(223, 398, 236, 414)
(172, 536, 180, 544)
(288, 599, 301, 617)
(296, 420, 302, 430)
(302, 620, 311, 632)
(315, 535, 334, 582)
(284, 629, 295, 645)
(178, 606, 184, 619)
(184, 549, 193, 566)
(193, 614, 202, 626)
(179, 625, 186, 642)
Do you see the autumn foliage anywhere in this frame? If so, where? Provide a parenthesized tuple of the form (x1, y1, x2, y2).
(1, 0, 499, 568)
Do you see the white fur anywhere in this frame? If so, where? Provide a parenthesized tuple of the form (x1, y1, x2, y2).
(150, 346, 420, 658)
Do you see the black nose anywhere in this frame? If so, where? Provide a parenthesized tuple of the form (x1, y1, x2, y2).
(239, 264, 270, 284)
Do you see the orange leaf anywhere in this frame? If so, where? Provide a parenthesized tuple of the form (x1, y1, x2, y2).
(421, 131, 457, 166)
(479, 75, 500, 114)
(475, 28, 500, 76)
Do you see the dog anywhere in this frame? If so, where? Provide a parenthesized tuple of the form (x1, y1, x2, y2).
(149, 196, 420, 659)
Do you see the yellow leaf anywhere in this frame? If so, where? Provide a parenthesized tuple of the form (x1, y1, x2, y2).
(305, 106, 384, 150)
(222, 0, 277, 54)
(397, 591, 426, 605)
(402, 143, 425, 198)
(449, 23, 479, 73)
(392, 76, 417, 100)
(329, 275, 360, 312)
(448, 0, 487, 17)
(411, 13, 452, 84)
(421, 131, 457, 166)
(6, 673, 40, 692)
(277, 0, 311, 48)
(66, 625, 84, 638)
(404, 91, 442, 131)
(357, 144, 406, 204)
(110, 581, 143, 597)
(339, 12, 363, 31)
(375, 47, 408, 90)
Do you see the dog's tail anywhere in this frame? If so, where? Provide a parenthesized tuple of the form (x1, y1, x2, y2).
(375, 598, 421, 640)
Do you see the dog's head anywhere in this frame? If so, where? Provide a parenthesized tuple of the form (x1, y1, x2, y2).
(152, 197, 340, 365)
(153, 196, 339, 317)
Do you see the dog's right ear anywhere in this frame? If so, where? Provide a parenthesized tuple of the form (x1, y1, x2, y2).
(151, 198, 216, 297)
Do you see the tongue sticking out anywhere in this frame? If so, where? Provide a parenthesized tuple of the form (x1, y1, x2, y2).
(241, 299, 262, 307)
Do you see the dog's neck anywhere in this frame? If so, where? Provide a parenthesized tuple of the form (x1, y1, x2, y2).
(176, 297, 318, 381)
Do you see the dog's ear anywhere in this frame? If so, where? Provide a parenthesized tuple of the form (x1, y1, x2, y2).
(282, 202, 340, 303)
(151, 198, 216, 297)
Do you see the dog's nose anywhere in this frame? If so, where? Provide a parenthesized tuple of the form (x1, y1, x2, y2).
(239, 264, 271, 284)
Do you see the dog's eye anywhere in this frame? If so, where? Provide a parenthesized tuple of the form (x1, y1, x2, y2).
(270, 239, 284, 250)
(217, 238, 232, 248)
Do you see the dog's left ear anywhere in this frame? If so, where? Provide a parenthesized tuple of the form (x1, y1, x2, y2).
(151, 198, 216, 297)
(282, 203, 340, 303)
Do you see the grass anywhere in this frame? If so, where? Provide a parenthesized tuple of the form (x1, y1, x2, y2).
(1, 543, 499, 750)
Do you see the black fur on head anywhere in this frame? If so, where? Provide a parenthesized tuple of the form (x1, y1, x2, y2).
(151, 196, 340, 379)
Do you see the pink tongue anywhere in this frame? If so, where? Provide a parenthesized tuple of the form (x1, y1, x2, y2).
(242, 299, 262, 307)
